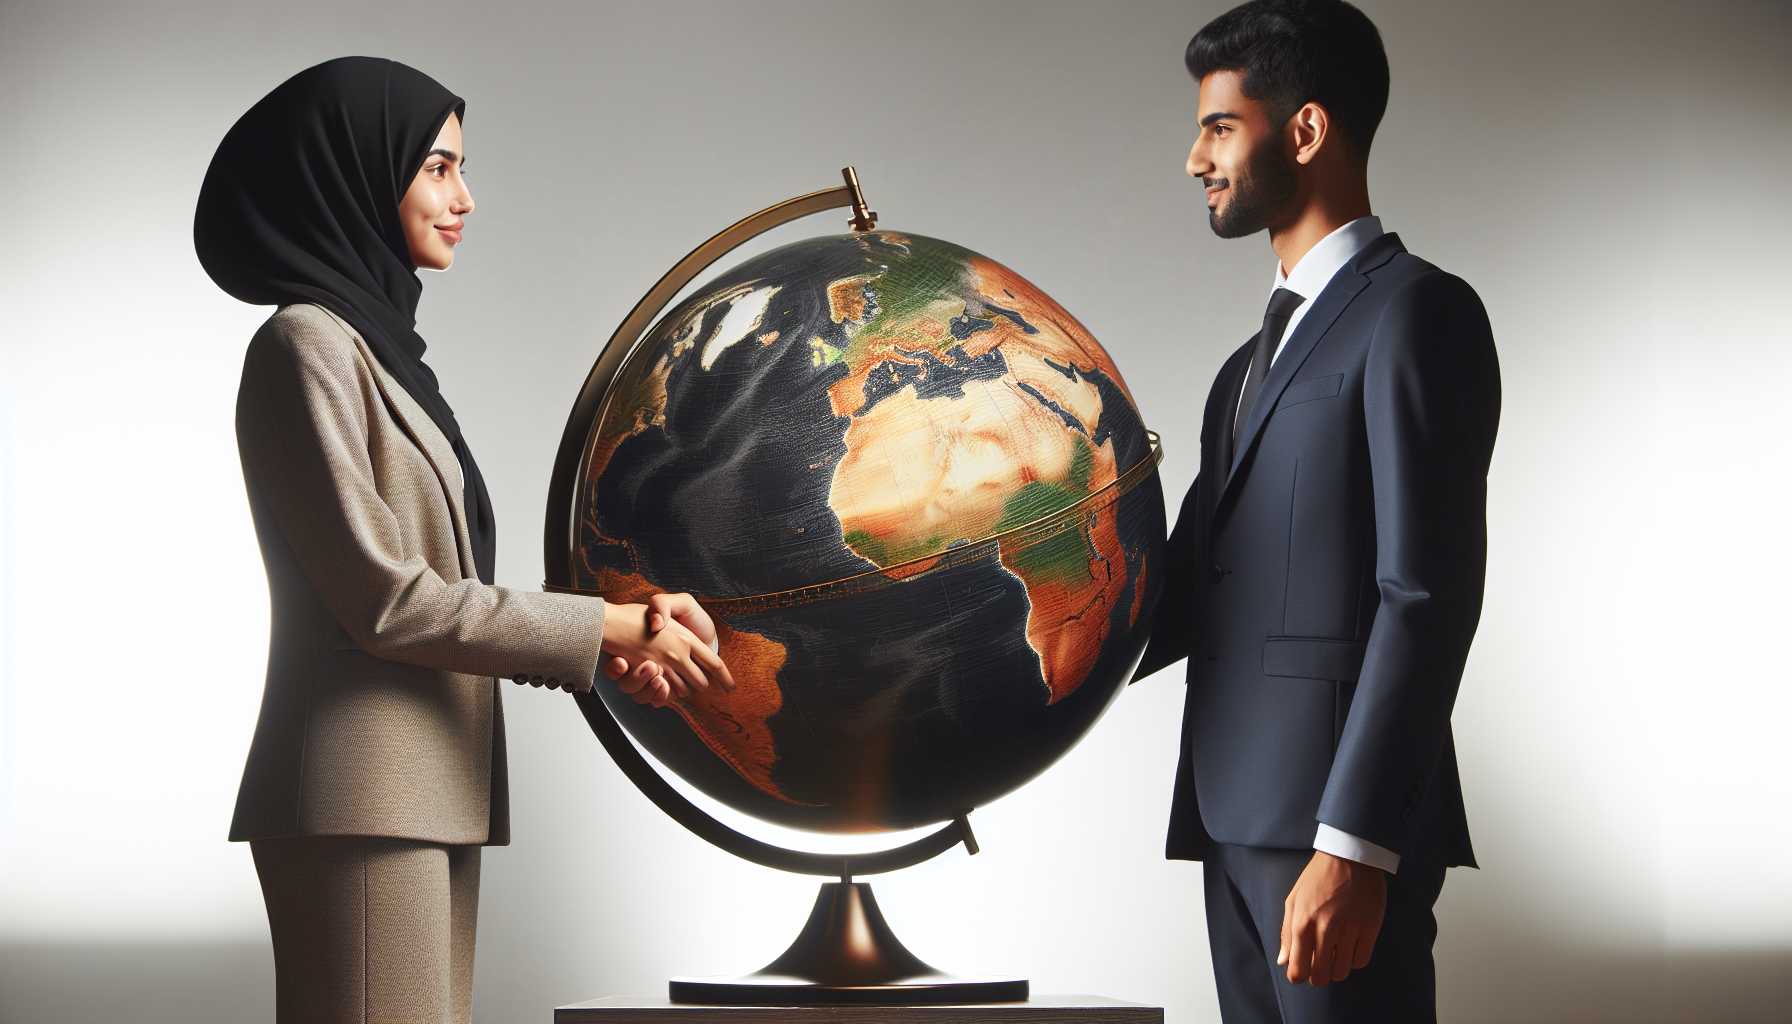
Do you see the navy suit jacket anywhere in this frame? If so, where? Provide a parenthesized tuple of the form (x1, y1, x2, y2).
(1131, 232, 1499, 868)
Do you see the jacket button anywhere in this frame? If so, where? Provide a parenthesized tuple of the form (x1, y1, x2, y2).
(1210, 563, 1231, 583)
(547, 677, 560, 686)
(511, 674, 527, 684)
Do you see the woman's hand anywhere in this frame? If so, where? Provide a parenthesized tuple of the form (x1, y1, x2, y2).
(600, 599, 735, 708)
(602, 592, 734, 700)
(642, 591, 719, 649)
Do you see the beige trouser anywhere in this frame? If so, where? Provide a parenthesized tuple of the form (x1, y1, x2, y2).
(250, 836, 481, 1024)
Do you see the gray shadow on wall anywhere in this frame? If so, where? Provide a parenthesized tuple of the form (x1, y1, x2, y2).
(0, 939, 271, 1024)
(1433, 752, 1792, 1023)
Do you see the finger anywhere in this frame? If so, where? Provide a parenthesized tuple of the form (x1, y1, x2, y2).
(1277, 896, 1293, 967)
(674, 607, 715, 643)
(642, 669, 673, 705)
(1305, 923, 1333, 987)
(1307, 942, 1327, 987)
(1286, 920, 1313, 984)
(631, 661, 661, 689)
(616, 666, 647, 695)
(664, 667, 690, 699)
(637, 675, 669, 707)
(604, 655, 630, 680)
(660, 592, 717, 643)
(1352, 922, 1380, 971)
(1330, 931, 1356, 982)
(646, 591, 686, 632)
(628, 668, 662, 704)
(670, 648, 711, 692)
(693, 640, 735, 691)
(1316, 930, 1344, 987)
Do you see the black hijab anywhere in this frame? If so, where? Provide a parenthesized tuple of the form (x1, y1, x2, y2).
(195, 56, 497, 585)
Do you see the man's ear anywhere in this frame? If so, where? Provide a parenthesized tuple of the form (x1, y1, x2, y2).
(1290, 101, 1330, 166)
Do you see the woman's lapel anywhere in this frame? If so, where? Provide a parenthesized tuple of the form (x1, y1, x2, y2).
(309, 304, 479, 580)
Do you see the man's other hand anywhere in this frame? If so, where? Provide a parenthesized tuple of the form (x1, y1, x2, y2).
(1278, 849, 1387, 986)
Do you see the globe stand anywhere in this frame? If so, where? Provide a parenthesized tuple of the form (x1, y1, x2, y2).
(544, 167, 1091, 1008)
(564, 682, 1031, 1005)
(669, 879, 1028, 1005)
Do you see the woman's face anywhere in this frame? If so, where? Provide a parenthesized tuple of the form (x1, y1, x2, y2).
(398, 112, 473, 271)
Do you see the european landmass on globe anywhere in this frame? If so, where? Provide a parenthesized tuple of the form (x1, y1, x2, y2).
(572, 230, 1166, 833)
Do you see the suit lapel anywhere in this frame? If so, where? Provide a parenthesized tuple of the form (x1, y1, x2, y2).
(1209, 340, 1252, 501)
(1211, 232, 1404, 524)
(310, 304, 479, 580)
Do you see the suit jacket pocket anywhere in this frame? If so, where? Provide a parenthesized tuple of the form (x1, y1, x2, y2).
(1278, 373, 1344, 410)
(1262, 635, 1366, 681)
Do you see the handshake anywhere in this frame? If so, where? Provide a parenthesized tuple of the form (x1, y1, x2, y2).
(596, 592, 738, 707)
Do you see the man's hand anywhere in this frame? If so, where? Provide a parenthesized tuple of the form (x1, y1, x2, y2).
(601, 593, 735, 700)
(1278, 850, 1387, 986)
(644, 592, 720, 651)
(594, 599, 735, 707)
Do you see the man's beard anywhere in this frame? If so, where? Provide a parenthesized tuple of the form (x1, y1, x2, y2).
(1208, 139, 1298, 239)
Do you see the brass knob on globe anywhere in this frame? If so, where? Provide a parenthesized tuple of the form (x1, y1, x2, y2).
(842, 165, 877, 232)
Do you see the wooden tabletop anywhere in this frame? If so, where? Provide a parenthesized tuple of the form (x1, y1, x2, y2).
(554, 994, 1164, 1023)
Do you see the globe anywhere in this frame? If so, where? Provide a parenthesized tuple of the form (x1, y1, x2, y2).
(568, 229, 1165, 834)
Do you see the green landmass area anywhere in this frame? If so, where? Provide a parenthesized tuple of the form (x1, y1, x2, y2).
(992, 471, 1096, 584)
(843, 433, 1100, 580)
(844, 527, 950, 568)
(840, 234, 977, 366)
(1067, 433, 1093, 491)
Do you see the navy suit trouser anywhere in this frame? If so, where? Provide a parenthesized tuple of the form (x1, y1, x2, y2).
(1203, 843, 1448, 1023)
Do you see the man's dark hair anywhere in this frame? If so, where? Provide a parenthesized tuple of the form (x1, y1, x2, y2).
(1186, 0, 1390, 161)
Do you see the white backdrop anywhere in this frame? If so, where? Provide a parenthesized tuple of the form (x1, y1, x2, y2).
(3, 1, 1789, 1021)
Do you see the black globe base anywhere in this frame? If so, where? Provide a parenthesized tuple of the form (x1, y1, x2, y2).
(669, 881, 1028, 1006)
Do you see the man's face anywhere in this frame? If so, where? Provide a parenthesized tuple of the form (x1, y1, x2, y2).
(1186, 70, 1298, 239)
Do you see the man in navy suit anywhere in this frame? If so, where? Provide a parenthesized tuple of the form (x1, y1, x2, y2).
(1129, 1, 1500, 1020)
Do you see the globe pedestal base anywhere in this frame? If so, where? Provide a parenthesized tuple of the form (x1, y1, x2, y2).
(669, 882, 1028, 1006)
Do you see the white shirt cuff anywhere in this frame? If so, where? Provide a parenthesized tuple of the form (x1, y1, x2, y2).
(709, 635, 721, 655)
(1314, 823, 1401, 874)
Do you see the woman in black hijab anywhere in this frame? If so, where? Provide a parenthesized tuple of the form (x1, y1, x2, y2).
(197, 56, 731, 1022)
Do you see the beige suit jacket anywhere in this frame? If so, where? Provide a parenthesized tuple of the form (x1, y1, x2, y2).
(229, 302, 606, 846)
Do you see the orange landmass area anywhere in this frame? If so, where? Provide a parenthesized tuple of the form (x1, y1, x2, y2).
(575, 560, 802, 806)
(964, 256, 1139, 408)
(824, 256, 1123, 572)
(671, 620, 801, 804)
(829, 367, 1117, 563)
(999, 495, 1131, 706)
(827, 275, 873, 323)
(881, 553, 944, 581)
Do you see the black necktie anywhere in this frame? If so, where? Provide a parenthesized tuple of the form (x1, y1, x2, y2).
(1232, 286, 1306, 460)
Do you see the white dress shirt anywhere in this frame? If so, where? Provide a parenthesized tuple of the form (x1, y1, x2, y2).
(1231, 214, 1403, 875)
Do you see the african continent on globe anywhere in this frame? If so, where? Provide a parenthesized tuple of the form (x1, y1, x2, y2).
(570, 230, 1165, 833)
